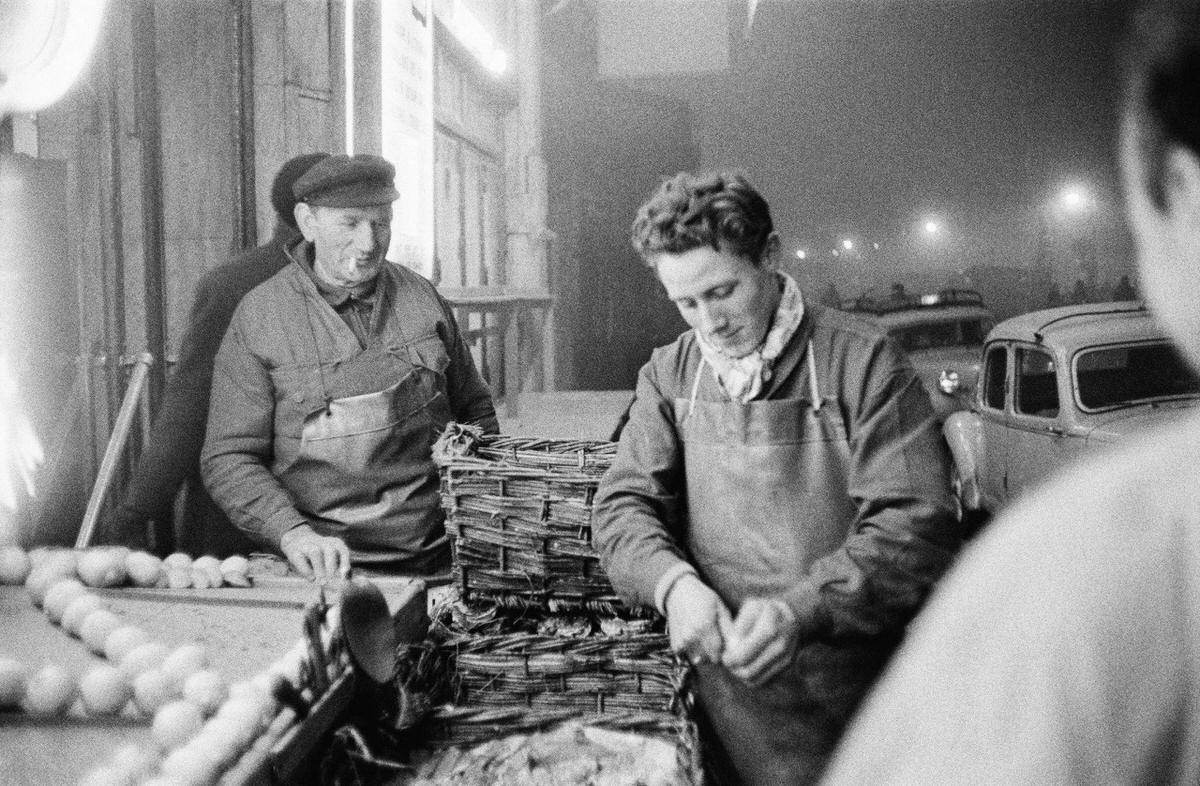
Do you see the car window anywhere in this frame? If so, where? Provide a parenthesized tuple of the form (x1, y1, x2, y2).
(1015, 347, 1059, 418)
(1075, 341, 1200, 409)
(961, 318, 991, 345)
(982, 345, 1007, 410)
(891, 318, 990, 352)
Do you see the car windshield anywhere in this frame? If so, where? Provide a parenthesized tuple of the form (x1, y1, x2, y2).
(1075, 341, 1200, 410)
(890, 318, 988, 352)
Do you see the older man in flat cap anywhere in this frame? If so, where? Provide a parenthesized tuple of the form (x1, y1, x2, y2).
(202, 153, 498, 580)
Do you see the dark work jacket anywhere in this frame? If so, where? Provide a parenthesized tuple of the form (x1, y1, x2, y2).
(593, 303, 963, 783)
(201, 251, 498, 561)
(113, 232, 295, 556)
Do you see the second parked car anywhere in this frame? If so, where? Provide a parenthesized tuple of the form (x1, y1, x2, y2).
(945, 301, 1200, 519)
(840, 288, 994, 420)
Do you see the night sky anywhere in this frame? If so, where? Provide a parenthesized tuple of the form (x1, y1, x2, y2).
(609, 0, 1134, 299)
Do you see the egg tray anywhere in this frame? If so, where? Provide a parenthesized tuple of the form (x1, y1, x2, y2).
(0, 583, 307, 718)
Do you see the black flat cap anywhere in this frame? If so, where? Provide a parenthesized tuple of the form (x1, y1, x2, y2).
(271, 152, 331, 227)
(292, 153, 400, 207)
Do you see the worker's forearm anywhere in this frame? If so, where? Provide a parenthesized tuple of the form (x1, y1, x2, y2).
(201, 451, 307, 547)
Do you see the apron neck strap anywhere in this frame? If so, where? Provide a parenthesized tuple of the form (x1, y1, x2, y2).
(686, 340, 821, 418)
(685, 356, 708, 422)
(806, 340, 822, 409)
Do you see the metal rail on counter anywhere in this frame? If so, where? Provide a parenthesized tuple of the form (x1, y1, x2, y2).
(74, 352, 154, 548)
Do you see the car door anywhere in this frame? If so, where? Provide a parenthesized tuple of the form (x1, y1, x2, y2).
(975, 342, 1010, 509)
(1004, 344, 1087, 502)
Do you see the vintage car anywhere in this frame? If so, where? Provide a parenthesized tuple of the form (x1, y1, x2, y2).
(945, 301, 1200, 518)
(840, 288, 994, 419)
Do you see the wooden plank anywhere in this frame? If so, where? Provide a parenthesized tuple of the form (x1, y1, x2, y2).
(271, 670, 355, 784)
(221, 582, 427, 786)
(286, 85, 335, 162)
(285, 0, 331, 93)
(219, 705, 299, 786)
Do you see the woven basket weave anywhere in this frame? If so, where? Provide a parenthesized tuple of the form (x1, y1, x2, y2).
(383, 597, 703, 785)
(435, 424, 623, 611)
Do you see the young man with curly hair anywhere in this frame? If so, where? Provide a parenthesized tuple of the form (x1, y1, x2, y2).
(593, 171, 963, 785)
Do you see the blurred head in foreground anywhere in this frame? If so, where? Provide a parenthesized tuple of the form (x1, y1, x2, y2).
(1120, 0, 1200, 364)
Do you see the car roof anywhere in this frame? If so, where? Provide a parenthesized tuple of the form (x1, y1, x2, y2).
(840, 288, 994, 327)
(840, 288, 985, 314)
(870, 304, 995, 328)
(986, 301, 1165, 350)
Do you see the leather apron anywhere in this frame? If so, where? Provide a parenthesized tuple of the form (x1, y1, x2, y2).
(276, 286, 453, 574)
(676, 341, 891, 786)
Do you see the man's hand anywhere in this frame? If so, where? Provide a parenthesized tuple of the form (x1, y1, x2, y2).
(279, 524, 351, 582)
(721, 597, 801, 687)
(664, 573, 734, 665)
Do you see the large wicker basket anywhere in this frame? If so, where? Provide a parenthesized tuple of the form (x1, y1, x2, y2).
(434, 424, 624, 612)
(381, 598, 703, 785)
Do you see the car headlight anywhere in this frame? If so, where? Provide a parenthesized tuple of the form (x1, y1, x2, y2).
(938, 369, 961, 395)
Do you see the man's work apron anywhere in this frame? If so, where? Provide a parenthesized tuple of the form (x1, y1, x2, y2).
(676, 342, 892, 786)
(278, 298, 453, 574)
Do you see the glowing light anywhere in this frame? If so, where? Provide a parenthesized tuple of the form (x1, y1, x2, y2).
(486, 50, 508, 76)
(795, 249, 806, 260)
(438, 0, 509, 78)
(0, 354, 43, 515)
(0, 0, 109, 115)
(1058, 184, 1094, 213)
(841, 239, 853, 251)
(924, 220, 940, 235)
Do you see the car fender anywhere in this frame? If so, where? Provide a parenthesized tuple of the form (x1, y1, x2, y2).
(943, 410, 984, 510)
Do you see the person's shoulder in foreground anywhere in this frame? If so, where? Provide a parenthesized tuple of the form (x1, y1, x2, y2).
(822, 2, 1200, 782)
(820, 413, 1200, 785)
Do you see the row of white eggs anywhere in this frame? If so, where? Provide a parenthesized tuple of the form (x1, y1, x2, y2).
(0, 545, 251, 590)
(2, 546, 324, 785)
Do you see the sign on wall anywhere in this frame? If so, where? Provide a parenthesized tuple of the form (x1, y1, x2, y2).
(381, 1, 435, 277)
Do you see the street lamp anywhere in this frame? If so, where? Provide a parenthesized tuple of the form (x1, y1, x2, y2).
(1059, 185, 1092, 213)
(1040, 182, 1100, 302)
(914, 215, 949, 270)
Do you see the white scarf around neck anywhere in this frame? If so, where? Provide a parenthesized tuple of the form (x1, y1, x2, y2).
(693, 271, 805, 404)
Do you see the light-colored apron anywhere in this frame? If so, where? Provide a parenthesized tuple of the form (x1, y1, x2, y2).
(277, 288, 453, 574)
(676, 341, 893, 786)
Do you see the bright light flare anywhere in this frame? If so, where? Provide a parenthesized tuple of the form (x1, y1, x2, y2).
(1058, 184, 1093, 213)
(486, 50, 508, 76)
(0, 354, 44, 513)
(924, 220, 940, 235)
(841, 239, 854, 251)
(440, 0, 508, 78)
(0, 0, 109, 115)
(795, 249, 807, 260)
